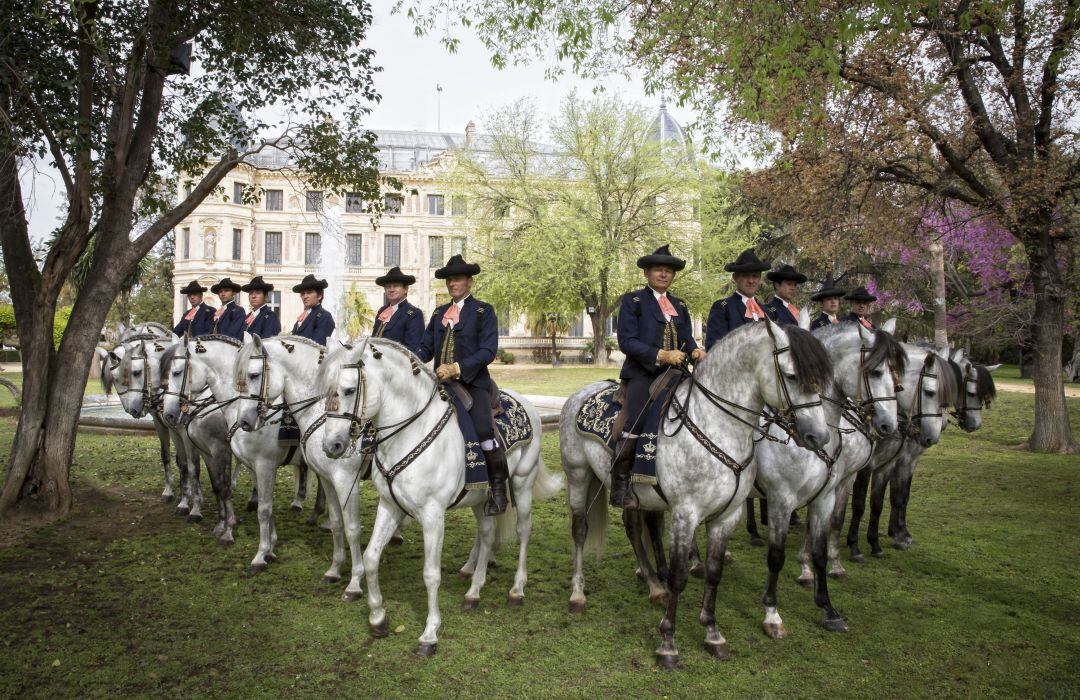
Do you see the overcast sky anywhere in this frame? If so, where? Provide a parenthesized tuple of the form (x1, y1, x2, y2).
(22, 4, 698, 243)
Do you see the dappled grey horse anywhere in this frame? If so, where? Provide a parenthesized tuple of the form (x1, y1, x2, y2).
(560, 319, 832, 667)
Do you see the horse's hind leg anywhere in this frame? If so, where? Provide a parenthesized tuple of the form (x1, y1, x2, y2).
(463, 503, 498, 609)
(508, 473, 535, 605)
(306, 475, 328, 528)
(291, 460, 307, 511)
(697, 512, 735, 662)
(174, 436, 192, 516)
(153, 419, 174, 503)
(248, 459, 277, 574)
(846, 468, 870, 563)
(319, 480, 347, 584)
(644, 512, 674, 580)
(890, 456, 916, 549)
(331, 470, 365, 602)
(414, 506, 447, 656)
(188, 450, 205, 522)
(209, 448, 236, 545)
(761, 499, 792, 639)
(625, 510, 667, 605)
(826, 475, 855, 579)
(745, 498, 765, 546)
(656, 507, 696, 669)
(364, 499, 406, 640)
(808, 492, 847, 632)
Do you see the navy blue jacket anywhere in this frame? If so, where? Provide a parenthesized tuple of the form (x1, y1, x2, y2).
(174, 303, 215, 338)
(810, 312, 838, 331)
(705, 293, 768, 350)
(245, 305, 281, 339)
(617, 287, 699, 381)
(291, 304, 335, 345)
(213, 301, 248, 340)
(765, 296, 798, 327)
(373, 299, 425, 355)
(418, 295, 498, 389)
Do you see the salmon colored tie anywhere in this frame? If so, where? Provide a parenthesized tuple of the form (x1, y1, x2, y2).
(831, 316, 840, 324)
(441, 304, 460, 327)
(245, 312, 255, 326)
(377, 306, 395, 323)
(296, 310, 309, 325)
(214, 307, 225, 321)
(184, 307, 198, 321)
(744, 297, 765, 320)
(786, 302, 800, 319)
(657, 294, 678, 319)
(859, 317, 873, 330)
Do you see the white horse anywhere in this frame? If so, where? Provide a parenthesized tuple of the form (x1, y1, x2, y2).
(842, 342, 952, 564)
(317, 337, 563, 657)
(233, 335, 371, 600)
(102, 332, 206, 520)
(96, 322, 188, 504)
(560, 319, 832, 667)
(158, 335, 312, 573)
(751, 316, 905, 638)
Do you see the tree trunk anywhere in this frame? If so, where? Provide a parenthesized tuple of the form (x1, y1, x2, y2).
(1022, 219, 1075, 453)
(589, 311, 609, 365)
(929, 242, 948, 351)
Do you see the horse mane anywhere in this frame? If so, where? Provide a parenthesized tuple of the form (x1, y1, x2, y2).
(158, 342, 184, 386)
(195, 334, 243, 347)
(975, 365, 997, 406)
(935, 355, 960, 407)
(315, 337, 437, 398)
(785, 326, 834, 394)
(867, 329, 908, 376)
(120, 322, 171, 342)
(99, 349, 117, 394)
(234, 335, 323, 390)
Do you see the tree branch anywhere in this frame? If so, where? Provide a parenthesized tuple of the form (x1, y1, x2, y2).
(1035, 0, 1079, 153)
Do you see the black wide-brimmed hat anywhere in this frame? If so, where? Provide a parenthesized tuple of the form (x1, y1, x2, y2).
(724, 248, 771, 273)
(435, 254, 481, 279)
(179, 280, 208, 295)
(375, 266, 417, 287)
(766, 264, 807, 284)
(810, 285, 846, 302)
(292, 274, 329, 293)
(210, 277, 242, 294)
(242, 276, 274, 293)
(845, 286, 877, 302)
(636, 244, 686, 272)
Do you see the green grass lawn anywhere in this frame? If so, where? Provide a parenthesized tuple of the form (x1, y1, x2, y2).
(491, 365, 618, 396)
(0, 387, 1077, 696)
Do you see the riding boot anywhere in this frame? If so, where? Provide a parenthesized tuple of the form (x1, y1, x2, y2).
(609, 438, 637, 509)
(484, 446, 510, 516)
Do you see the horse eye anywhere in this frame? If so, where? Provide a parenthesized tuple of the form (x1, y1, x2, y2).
(132, 369, 142, 376)
(343, 387, 356, 397)
(785, 373, 797, 381)
(249, 372, 260, 380)
(924, 390, 936, 397)
(869, 369, 883, 379)
(172, 369, 182, 377)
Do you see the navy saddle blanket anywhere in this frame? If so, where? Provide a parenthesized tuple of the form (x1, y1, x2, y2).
(451, 391, 534, 490)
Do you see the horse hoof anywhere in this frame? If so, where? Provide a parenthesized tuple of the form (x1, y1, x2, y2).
(462, 597, 480, 612)
(794, 575, 813, 588)
(828, 570, 847, 580)
(175, 506, 190, 517)
(370, 617, 389, 638)
(655, 652, 681, 671)
(218, 537, 234, 547)
(704, 642, 731, 661)
(649, 591, 669, 607)
(458, 569, 473, 581)
(412, 642, 437, 658)
(248, 563, 267, 575)
(871, 549, 886, 559)
(749, 536, 765, 547)
(849, 553, 867, 564)
(322, 574, 342, 584)
(187, 513, 203, 523)
(568, 599, 586, 614)
(893, 540, 910, 551)
(290, 503, 303, 513)
(246, 501, 258, 513)
(507, 593, 524, 607)
(689, 562, 705, 579)
(390, 535, 404, 547)
(824, 617, 849, 633)
(724, 550, 734, 564)
(762, 622, 788, 639)
(342, 591, 363, 603)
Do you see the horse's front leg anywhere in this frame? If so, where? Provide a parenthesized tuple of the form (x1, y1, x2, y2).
(210, 448, 236, 545)
(745, 498, 765, 546)
(890, 456, 917, 549)
(328, 468, 365, 602)
(318, 477, 347, 584)
(699, 511, 737, 660)
(463, 501, 498, 609)
(291, 460, 308, 512)
(414, 505, 446, 657)
(808, 491, 848, 632)
(761, 498, 793, 639)
(188, 448, 205, 523)
(846, 467, 870, 563)
(153, 418, 175, 503)
(625, 509, 667, 606)
(174, 435, 193, 516)
(656, 507, 696, 670)
(364, 499, 406, 639)
(826, 474, 855, 579)
(248, 457, 277, 574)
(867, 466, 890, 558)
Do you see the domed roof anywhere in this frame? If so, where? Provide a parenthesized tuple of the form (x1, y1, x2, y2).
(649, 103, 694, 162)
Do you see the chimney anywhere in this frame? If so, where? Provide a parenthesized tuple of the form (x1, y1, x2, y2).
(465, 121, 476, 147)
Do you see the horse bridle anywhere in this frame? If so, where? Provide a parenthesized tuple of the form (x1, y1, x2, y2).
(764, 321, 824, 433)
(899, 358, 942, 439)
(949, 362, 982, 431)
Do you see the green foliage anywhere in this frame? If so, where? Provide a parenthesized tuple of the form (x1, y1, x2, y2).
(0, 305, 70, 349)
(341, 284, 376, 341)
(495, 348, 516, 364)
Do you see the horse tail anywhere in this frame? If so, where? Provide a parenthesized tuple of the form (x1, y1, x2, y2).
(583, 477, 608, 559)
(531, 453, 565, 502)
(494, 507, 516, 549)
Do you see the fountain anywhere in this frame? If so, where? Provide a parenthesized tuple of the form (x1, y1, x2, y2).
(318, 202, 347, 341)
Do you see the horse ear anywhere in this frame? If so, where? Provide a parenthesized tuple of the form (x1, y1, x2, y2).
(924, 352, 937, 368)
(243, 331, 254, 345)
(327, 338, 346, 350)
(984, 363, 1002, 373)
(116, 322, 126, 338)
(798, 307, 811, 331)
(950, 347, 966, 363)
(857, 320, 874, 344)
(880, 318, 897, 335)
(95, 346, 108, 362)
(134, 340, 147, 358)
(252, 334, 263, 353)
(933, 345, 949, 360)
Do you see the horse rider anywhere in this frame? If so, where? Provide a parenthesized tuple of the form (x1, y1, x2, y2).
(704, 248, 772, 350)
(372, 266, 425, 355)
(844, 286, 877, 329)
(211, 277, 247, 340)
(810, 282, 846, 330)
(291, 274, 336, 345)
(417, 254, 508, 516)
(764, 263, 807, 326)
(173, 280, 215, 337)
(242, 276, 281, 338)
(610, 244, 704, 509)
